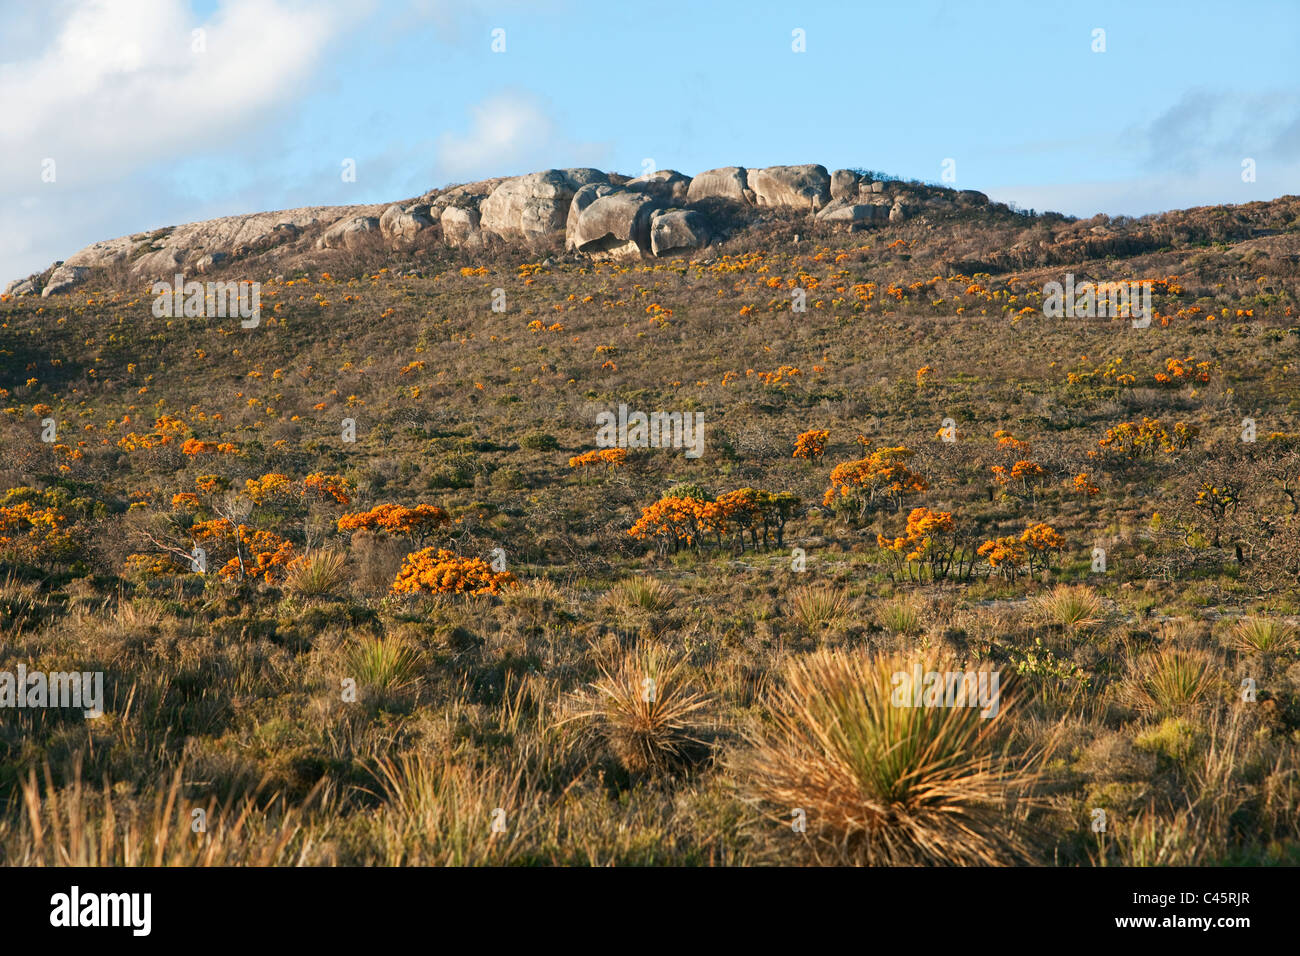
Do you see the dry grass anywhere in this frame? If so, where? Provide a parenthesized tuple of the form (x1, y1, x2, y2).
(563, 641, 711, 774)
(790, 584, 850, 632)
(1123, 647, 1220, 718)
(286, 549, 350, 598)
(1034, 584, 1103, 634)
(1231, 617, 1297, 654)
(733, 647, 1039, 865)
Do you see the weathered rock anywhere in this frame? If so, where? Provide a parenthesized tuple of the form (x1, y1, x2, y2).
(650, 209, 711, 256)
(440, 206, 481, 245)
(566, 190, 659, 260)
(626, 170, 691, 204)
(565, 183, 615, 249)
(42, 264, 90, 297)
(379, 203, 433, 246)
(957, 189, 989, 206)
(747, 164, 831, 210)
(194, 252, 228, 273)
(889, 201, 908, 223)
(316, 215, 380, 250)
(3, 277, 36, 296)
(830, 169, 861, 202)
(868, 181, 886, 194)
(815, 200, 880, 224)
(686, 166, 749, 204)
(480, 168, 607, 244)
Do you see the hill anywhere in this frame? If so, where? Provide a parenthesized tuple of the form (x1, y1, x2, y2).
(2, 163, 1299, 865)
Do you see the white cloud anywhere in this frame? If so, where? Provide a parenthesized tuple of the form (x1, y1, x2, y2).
(0, 0, 351, 281)
(435, 91, 607, 182)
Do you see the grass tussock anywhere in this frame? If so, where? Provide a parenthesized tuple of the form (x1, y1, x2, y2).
(734, 648, 1039, 865)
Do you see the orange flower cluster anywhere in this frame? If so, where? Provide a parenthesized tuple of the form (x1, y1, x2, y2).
(244, 473, 295, 505)
(991, 460, 1045, 487)
(792, 429, 829, 461)
(1154, 356, 1214, 385)
(1072, 472, 1100, 496)
(303, 472, 353, 505)
(993, 429, 1031, 453)
(390, 548, 517, 596)
(977, 522, 1064, 579)
(337, 503, 450, 537)
(823, 446, 928, 516)
(568, 448, 628, 473)
(878, 507, 954, 562)
(1096, 418, 1197, 459)
(628, 496, 726, 550)
(753, 365, 801, 385)
(215, 528, 295, 584)
(916, 365, 935, 387)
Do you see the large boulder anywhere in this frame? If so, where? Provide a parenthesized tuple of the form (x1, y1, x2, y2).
(566, 190, 659, 260)
(480, 168, 607, 244)
(379, 203, 433, 246)
(830, 169, 861, 202)
(440, 206, 481, 245)
(625, 169, 691, 204)
(650, 209, 711, 256)
(3, 276, 37, 296)
(42, 264, 90, 297)
(815, 199, 882, 224)
(686, 166, 749, 204)
(747, 164, 831, 210)
(316, 215, 380, 250)
(565, 182, 615, 249)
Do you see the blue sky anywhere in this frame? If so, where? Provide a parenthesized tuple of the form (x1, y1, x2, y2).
(2, 0, 1297, 283)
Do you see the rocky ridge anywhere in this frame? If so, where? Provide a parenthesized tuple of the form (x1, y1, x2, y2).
(6, 164, 984, 298)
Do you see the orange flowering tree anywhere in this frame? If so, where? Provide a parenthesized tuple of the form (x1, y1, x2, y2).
(715, 488, 802, 551)
(628, 488, 800, 555)
(876, 507, 974, 581)
(977, 522, 1064, 581)
(792, 429, 829, 462)
(1096, 418, 1197, 460)
(628, 495, 727, 554)
(337, 503, 452, 542)
(189, 518, 296, 585)
(568, 448, 628, 481)
(391, 548, 517, 596)
(823, 446, 928, 520)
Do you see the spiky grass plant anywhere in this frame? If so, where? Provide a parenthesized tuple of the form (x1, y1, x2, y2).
(1123, 646, 1219, 718)
(1231, 617, 1297, 654)
(285, 549, 350, 598)
(564, 641, 710, 774)
(609, 576, 676, 616)
(366, 752, 537, 865)
(1034, 584, 1102, 634)
(734, 648, 1038, 865)
(344, 635, 422, 697)
(790, 584, 850, 632)
(876, 594, 925, 635)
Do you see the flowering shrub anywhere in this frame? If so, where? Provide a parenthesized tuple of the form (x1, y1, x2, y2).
(390, 548, 517, 595)
(1096, 418, 1197, 459)
(629, 488, 799, 554)
(337, 503, 451, 539)
(823, 446, 927, 519)
(792, 429, 829, 461)
(978, 522, 1064, 580)
(568, 448, 628, 476)
(302, 473, 353, 505)
(877, 507, 973, 581)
